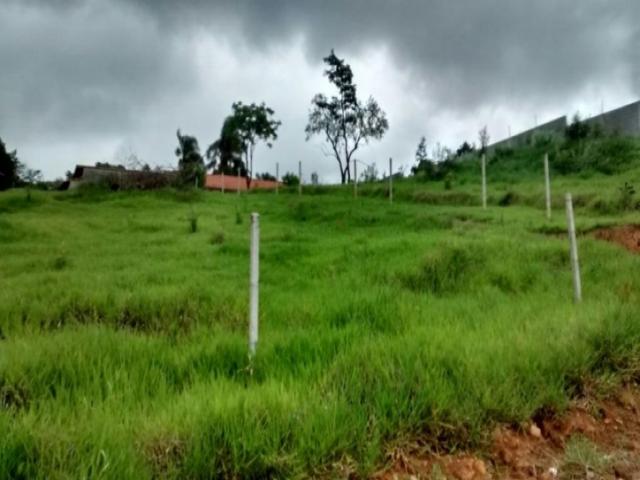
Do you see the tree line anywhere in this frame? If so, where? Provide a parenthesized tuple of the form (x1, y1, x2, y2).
(173, 49, 389, 188)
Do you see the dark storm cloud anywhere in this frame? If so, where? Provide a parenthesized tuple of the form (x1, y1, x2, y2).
(114, 0, 640, 111)
(1, 0, 639, 179)
(0, 0, 197, 139)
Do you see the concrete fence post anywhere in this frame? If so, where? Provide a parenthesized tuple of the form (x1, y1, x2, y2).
(298, 161, 302, 196)
(565, 193, 582, 303)
(248, 213, 260, 358)
(481, 153, 487, 209)
(276, 162, 279, 195)
(388, 157, 393, 204)
(353, 160, 358, 198)
(544, 153, 551, 219)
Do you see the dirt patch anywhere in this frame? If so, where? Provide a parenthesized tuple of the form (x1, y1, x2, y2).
(593, 225, 640, 253)
(374, 384, 640, 479)
(0, 382, 30, 412)
(142, 434, 185, 479)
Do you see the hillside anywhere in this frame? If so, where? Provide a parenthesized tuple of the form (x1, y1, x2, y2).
(2, 147, 640, 477)
(353, 135, 640, 214)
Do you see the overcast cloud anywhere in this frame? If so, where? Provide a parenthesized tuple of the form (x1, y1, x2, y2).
(1, 0, 639, 181)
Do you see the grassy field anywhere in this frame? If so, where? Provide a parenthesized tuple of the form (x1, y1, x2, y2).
(2, 153, 640, 478)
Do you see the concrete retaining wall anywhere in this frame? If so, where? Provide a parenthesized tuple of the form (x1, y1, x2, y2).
(488, 116, 567, 151)
(584, 100, 640, 137)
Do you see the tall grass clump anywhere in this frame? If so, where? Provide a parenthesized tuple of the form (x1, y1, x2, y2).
(401, 244, 483, 294)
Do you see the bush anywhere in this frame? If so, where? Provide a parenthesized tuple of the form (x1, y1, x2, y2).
(555, 137, 640, 176)
(618, 182, 637, 211)
(498, 191, 519, 207)
(282, 172, 300, 186)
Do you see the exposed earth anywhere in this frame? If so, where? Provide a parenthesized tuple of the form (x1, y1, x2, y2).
(593, 225, 640, 254)
(374, 383, 640, 479)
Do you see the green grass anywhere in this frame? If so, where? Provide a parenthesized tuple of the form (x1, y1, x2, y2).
(354, 135, 640, 213)
(562, 436, 611, 478)
(1, 171, 640, 478)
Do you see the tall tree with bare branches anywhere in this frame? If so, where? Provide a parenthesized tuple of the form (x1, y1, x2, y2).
(305, 50, 389, 184)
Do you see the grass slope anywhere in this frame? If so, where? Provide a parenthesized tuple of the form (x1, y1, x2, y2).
(1, 171, 640, 478)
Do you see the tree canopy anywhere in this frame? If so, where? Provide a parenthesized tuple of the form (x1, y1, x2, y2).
(305, 50, 389, 184)
(175, 130, 205, 187)
(281, 172, 299, 186)
(455, 141, 475, 157)
(207, 102, 280, 185)
(206, 115, 245, 176)
(0, 137, 21, 191)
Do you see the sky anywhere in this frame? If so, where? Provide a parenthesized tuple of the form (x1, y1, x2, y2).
(1, 0, 639, 182)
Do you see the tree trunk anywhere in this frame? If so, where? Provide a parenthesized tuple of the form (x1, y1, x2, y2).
(245, 151, 252, 189)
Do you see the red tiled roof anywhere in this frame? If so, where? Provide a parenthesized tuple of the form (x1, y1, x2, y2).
(205, 175, 280, 191)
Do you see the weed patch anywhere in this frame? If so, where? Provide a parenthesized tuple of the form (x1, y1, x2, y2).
(400, 245, 484, 294)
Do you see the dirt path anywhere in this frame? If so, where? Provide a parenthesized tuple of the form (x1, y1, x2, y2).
(374, 384, 640, 479)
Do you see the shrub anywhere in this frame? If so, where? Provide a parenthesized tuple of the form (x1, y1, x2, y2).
(281, 172, 300, 186)
(618, 182, 636, 211)
(498, 191, 519, 207)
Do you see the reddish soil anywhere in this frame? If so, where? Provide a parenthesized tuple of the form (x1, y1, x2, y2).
(373, 384, 640, 479)
(593, 225, 640, 254)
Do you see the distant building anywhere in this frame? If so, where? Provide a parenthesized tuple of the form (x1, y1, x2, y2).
(205, 174, 280, 192)
(68, 164, 177, 190)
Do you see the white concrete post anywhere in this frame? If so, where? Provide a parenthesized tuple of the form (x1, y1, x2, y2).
(544, 153, 551, 219)
(221, 171, 225, 194)
(565, 193, 582, 303)
(388, 157, 393, 203)
(353, 160, 358, 198)
(481, 153, 487, 209)
(237, 168, 240, 196)
(248, 213, 260, 358)
(275, 162, 279, 195)
(298, 161, 302, 196)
